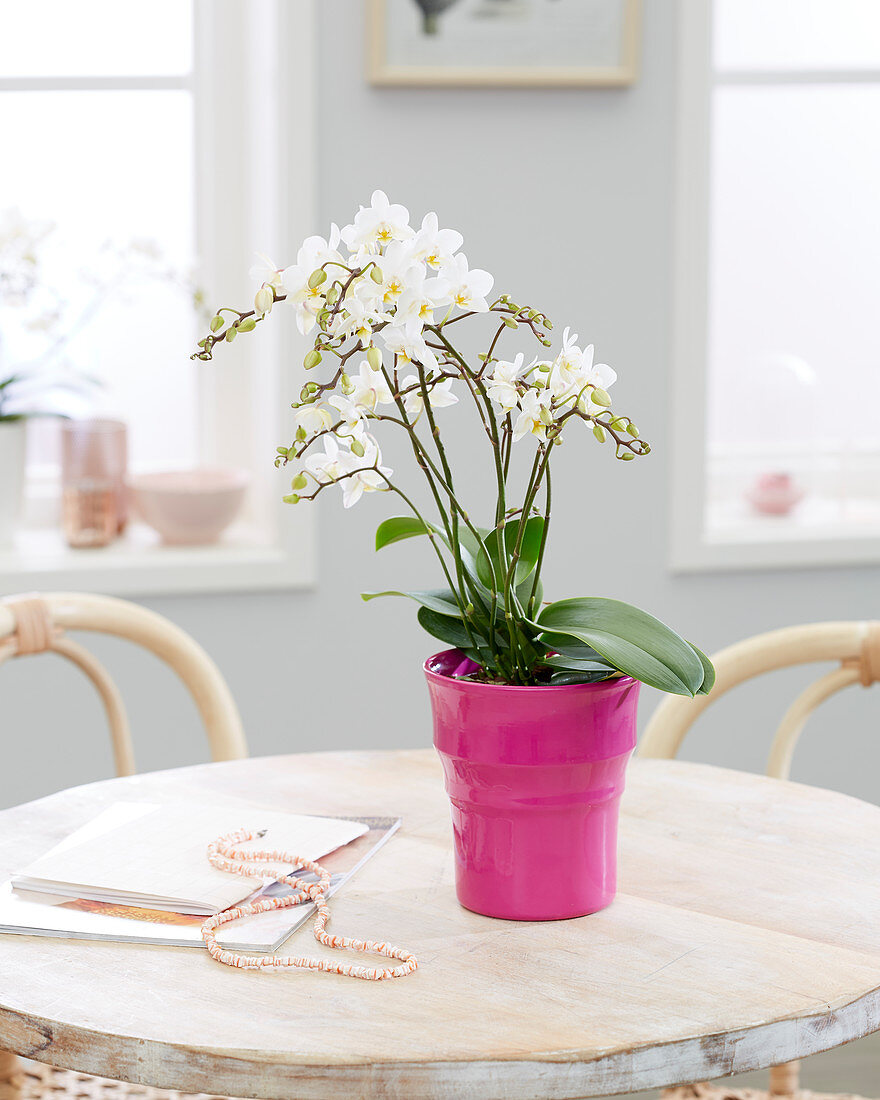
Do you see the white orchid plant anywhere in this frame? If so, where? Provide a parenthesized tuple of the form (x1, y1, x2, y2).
(194, 192, 714, 695)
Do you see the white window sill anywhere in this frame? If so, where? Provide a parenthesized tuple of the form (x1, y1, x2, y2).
(0, 520, 316, 596)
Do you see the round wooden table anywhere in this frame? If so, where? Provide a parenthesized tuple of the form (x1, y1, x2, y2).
(1, 751, 879, 1100)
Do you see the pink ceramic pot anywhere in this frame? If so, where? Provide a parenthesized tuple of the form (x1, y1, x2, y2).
(425, 649, 639, 921)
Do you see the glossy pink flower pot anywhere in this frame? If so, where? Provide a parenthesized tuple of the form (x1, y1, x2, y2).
(425, 649, 639, 921)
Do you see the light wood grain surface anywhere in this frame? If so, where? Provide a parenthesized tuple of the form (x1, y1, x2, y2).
(1, 752, 879, 1100)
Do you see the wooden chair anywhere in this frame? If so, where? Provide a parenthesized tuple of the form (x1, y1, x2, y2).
(640, 620, 880, 1100)
(0, 591, 248, 1100)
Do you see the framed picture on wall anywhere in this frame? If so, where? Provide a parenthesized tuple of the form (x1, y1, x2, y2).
(368, 0, 640, 87)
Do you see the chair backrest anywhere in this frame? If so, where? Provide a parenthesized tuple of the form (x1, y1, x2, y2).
(639, 620, 880, 779)
(0, 592, 248, 776)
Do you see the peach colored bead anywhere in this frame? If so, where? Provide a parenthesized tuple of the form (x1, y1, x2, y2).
(201, 828, 418, 981)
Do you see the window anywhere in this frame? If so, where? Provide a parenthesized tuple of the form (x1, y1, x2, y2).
(672, 0, 880, 569)
(0, 0, 317, 594)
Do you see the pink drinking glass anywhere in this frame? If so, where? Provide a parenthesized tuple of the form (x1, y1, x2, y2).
(60, 419, 128, 548)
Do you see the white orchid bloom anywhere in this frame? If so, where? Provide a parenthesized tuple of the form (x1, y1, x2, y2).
(576, 353, 618, 414)
(328, 393, 369, 441)
(433, 252, 494, 313)
(362, 239, 425, 310)
(381, 320, 440, 373)
(409, 212, 463, 270)
(348, 359, 394, 413)
(486, 353, 524, 412)
(400, 373, 459, 420)
(249, 252, 283, 289)
(547, 326, 586, 400)
(304, 435, 352, 485)
(394, 284, 438, 329)
(280, 225, 344, 335)
(336, 287, 387, 346)
(512, 388, 553, 443)
(340, 190, 413, 254)
(341, 437, 393, 508)
(293, 402, 333, 437)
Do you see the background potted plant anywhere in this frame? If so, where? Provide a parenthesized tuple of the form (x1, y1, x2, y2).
(194, 191, 714, 920)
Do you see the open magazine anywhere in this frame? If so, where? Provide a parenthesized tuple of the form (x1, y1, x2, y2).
(0, 808, 400, 951)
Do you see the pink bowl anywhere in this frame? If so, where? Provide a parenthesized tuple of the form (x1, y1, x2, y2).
(128, 469, 249, 545)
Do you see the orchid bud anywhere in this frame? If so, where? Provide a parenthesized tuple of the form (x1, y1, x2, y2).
(628, 422, 640, 438)
(296, 426, 307, 441)
(367, 346, 382, 371)
(238, 317, 256, 332)
(341, 373, 353, 393)
(276, 446, 289, 456)
(210, 315, 223, 333)
(539, 406, 554, 427)
(592, 387, 612, 408)
(306, 382, 319, 394)
(592, 424, 606, 443)
(225, 328, 236, 343)
(197, 338, 207, 348)
(370, 266, 383, 283)
(553, 435, 563, 446)
(325, 285, 339, 304)
(542, 318, 553, 330)
(502, 316, 517, 329)
(308, 268, 327, 290)
(282, 493, 300, 504)
(299, 385, 310, 402)
(291, 473, 307, 490)
(350, 439, 365, 458)
(619, 452, 635, 461)
(254, 287, 273, 314)
(303, 349, 322, 370)
(538, 363, 551, 373)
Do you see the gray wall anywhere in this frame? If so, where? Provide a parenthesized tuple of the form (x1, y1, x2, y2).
(2, 0, 878, 811)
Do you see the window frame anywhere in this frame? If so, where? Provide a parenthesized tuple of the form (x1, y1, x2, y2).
(0, 0, 317, 595)
(671, 0, 880, 573)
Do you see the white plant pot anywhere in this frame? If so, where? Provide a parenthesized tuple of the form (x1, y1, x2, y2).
(0, 419, 26, 548)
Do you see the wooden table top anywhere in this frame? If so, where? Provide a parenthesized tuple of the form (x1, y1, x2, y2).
(1, 751, 879, 1100)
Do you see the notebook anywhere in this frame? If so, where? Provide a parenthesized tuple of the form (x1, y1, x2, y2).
(12, 801, 369, 915)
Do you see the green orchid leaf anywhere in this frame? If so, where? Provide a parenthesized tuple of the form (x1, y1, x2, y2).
(538, 633, 605, 662)
(535, 597, 706, 697)
(548, 669, 619, 686)
(542, 653, 618, 673)
(416, 605, 472, 649)
(689, 641, 716, 696)
(375, 516, 438, 551)
(361, 588, 461, 617)
(516, 573, 543, 615)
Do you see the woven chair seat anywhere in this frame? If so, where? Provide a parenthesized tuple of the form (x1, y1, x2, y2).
(662, 1083, 875, 1100)
(0, 1060, 236, 1100)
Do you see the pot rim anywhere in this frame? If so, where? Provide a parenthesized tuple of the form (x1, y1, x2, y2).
(424, 648, 637, 694)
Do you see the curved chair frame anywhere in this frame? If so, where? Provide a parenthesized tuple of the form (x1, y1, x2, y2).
(0, 592, 247, 775)
(640, 620, 879, 1099)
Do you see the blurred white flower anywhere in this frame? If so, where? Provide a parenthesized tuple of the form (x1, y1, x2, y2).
(281, 226, 343, 335)
(340, 190, 413, 254)
(304, 435, 352, 484)
(249, 252, 283, 290)
(400, 373, 458, 420)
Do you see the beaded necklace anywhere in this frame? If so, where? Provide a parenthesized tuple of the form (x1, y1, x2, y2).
(200, 828, 418, 980)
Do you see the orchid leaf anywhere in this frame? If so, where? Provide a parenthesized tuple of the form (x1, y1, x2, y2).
(548, 669, 619, 686)
(375, 516, 439, 551)
(361, 588, 461, 617)
(689, 641, 716, 696)
(416, 605, 472, 649)
(535, 598, 706, 697)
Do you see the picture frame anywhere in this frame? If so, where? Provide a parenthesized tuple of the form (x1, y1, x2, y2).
(368, 0, 641, 88)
